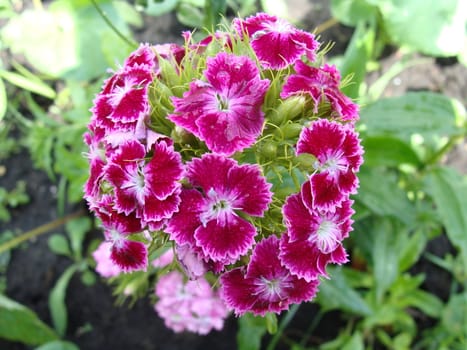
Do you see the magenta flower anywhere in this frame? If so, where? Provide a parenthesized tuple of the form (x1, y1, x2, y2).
(233, 12, 319, 70)
(279, 192, 353, 281)
(91, 64, 153, 134)
(169, 52, 270, 155)
(220, 235, 319, 316)
(104, 139, 183, 227)
(281, 61, 359, 121)
(166, 154, 272, 265)
(98, 209, 147, 272)
(124, 43, 156, 68)
(296, 119, 363, 211)
(154, 271, 229, 334)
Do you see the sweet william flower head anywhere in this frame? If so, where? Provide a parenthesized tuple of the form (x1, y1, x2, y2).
(220, 235, 319, 316)
(169, 52, 270, 156)
(166, 154, 272, 265)
(234, 12, 319, 70)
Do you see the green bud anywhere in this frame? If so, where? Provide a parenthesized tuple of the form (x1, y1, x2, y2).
(279, 122, 303, 139)
(258, 140, 277, 161)
(269, 95, 307, 125)
(294, 153, 317, 173)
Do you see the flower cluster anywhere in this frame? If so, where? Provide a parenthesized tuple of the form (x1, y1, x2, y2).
(85, 12, 363, 331)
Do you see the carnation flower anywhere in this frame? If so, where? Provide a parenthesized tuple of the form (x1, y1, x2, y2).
(220, 235, 319, 316)
(234, 12, 319, 69)
(166, 154, 272, 265)
(296, 119, 363, 211)
(169, 52, 270, 155)
(282, 61, 359, 121)
(279, 191, 353, 281)
(154, 271, 229, 334)
(104, 139, 183, 227)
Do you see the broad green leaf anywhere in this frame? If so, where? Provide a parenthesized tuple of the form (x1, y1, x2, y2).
(339, 20, 375, 99)
(48, 234, 71, 258)
(49, 265, 78, 337)
(398, 230, 427, 272)
(330, 0, 378, 26)
(316, 267, 372, 316)
(176, 2, 204, 28)
(237, 313, 267, 350)
(1, 0, 135, 80)
(0, 294, 58, 345)
(425, 167, 467, 269)
(361, 136, 421, 168)
(356, 168, 416, 225)
(0, 78, 6, 121)
(360, 92, 466, 152)
(0, 69, 56, 99)
(35, 340, 80, 350)
(398, 289, 444, 318)
(371, 218, 399, 302)
(379, 0, 467, 57)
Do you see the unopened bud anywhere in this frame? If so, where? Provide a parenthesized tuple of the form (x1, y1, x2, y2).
(269, 95, 306, 125)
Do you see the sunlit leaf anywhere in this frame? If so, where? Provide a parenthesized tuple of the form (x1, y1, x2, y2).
(0, 294, 58, 345)
(362, 136, 421, 168)
(330, 0, 378, 26)
(237, 313, 267, 350)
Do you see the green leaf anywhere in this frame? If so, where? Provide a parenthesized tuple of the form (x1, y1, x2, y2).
(316, 267, 372, 316)
(49, 265, 78, 337)
(360, 92, 466, 155)
(0, 0, 135, 80)
(342, 331, 364, 350)
(379, 0, 467, 57)
(65, 217, 92, 260)
(330, 0, 378, 26)
(441, 293, 467, 337)
(398, 230, 427, 272)
(0, 293, 58, 345)
(143, 0, 179, 16)
(0, 69, 56, 99)
(361, 136, 421, 168)
(400, 289, 444, 318)
(0, 78, 6, 121)
(237, 313, 268, 350)
(204, 0, 227, 30)
(48, 234, 71, 257)
(176, 2, 204, 28)
(35, 340, 80, 350)
(339, 20, 375, 99)
(371, 218, 399, 302)
(356, 168, 416, 225)
(425, 167, 467, 269)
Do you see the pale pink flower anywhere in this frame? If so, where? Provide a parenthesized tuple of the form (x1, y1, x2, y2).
(169, 52, 270, 155)
(220, 235, 319, 316)
(233, 12, 319, 69)
(154, 271, 229, 334)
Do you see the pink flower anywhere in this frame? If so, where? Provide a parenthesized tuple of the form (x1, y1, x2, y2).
(169, 52, 270, 155)
(92, 241, 123, 278)
(279, 192, 353, 281)
(296, 119, 363, 211)
(220, 235, 319, 316)
(151, 249, 175, 269)
(281, 61, 359, 121)
(234, 12, 319, 70)
(104, 139, 183, 227)
(166, 154, 272, 265)
(124, 43, 156, 68)
(154, 271, 229, 334)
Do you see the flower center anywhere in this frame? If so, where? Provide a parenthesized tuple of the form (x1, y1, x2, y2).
(199, 188, 238, 227)
(121, 166, 146, 205)
(310, 219, 340, 254)
(215, 93, 230, 111)
(253, 274, 293, 302)
(316, 151, 348, 176)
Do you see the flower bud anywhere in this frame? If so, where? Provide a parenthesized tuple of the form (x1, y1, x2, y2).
(258, 140, 277, 161)
(277, 122, 303, 140)
(269, 95, 306, 125)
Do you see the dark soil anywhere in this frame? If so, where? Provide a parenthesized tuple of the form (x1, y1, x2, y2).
(1, 1, 466, 350)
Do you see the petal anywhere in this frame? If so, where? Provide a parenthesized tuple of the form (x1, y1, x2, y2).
(110, 239, 148, 272)
(282, 192, 320, 242)
(310, 173, 345, 211)
(165, 189, 204, 247)
(194, 215, 256, 264)
(187, 154, 236, 192)
(142, 188, 181, 223)
(220, 267, 257, 316)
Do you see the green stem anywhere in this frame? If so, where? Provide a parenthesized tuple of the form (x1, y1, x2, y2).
(0, 210, 85, 254)
(267, 304, 300, 350)
(424, 134, 465, 168)
(90, 0, 138, 48)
